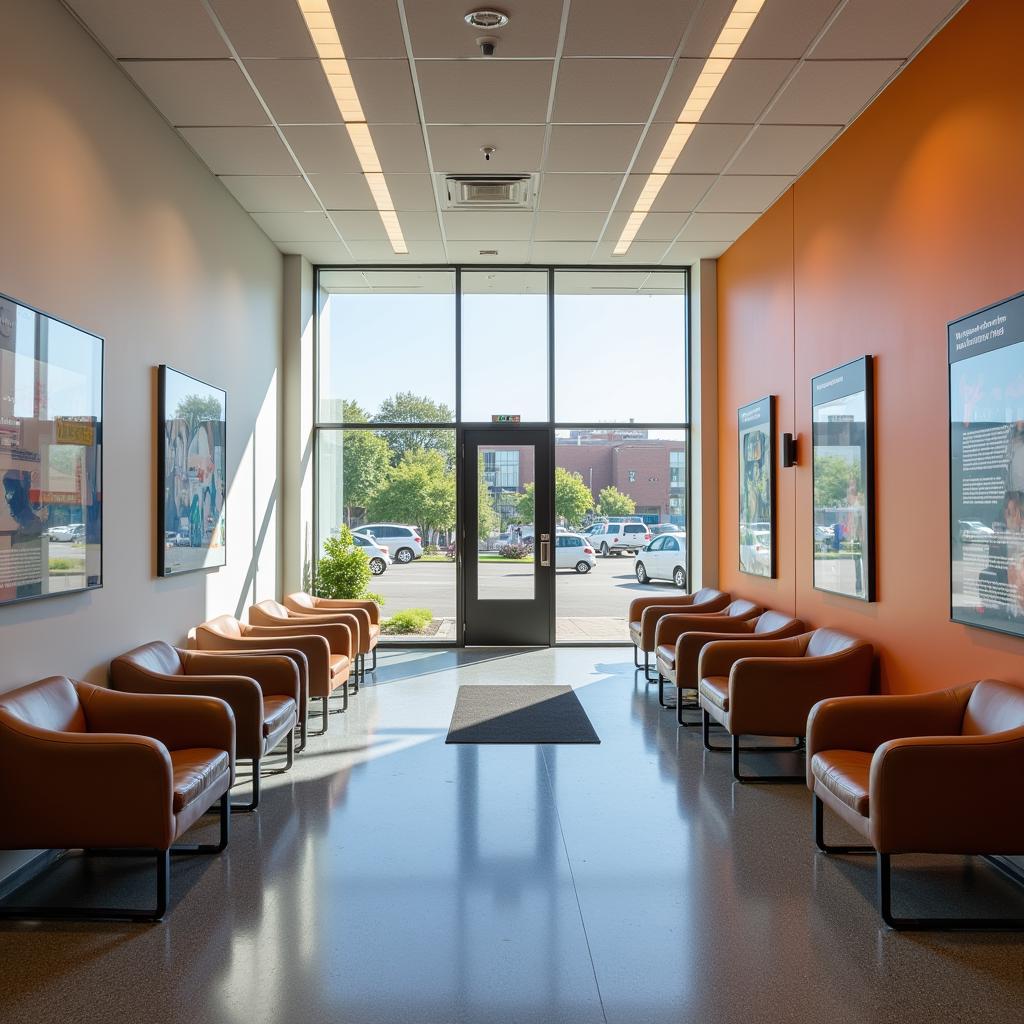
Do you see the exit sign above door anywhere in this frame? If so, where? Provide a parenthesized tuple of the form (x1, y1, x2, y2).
(491, 414, 521, 423)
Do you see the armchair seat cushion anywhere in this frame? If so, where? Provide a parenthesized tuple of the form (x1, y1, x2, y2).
(656, 644, 675, 670)
(262, 695, 298, 738)
(810, 750, 871, 818)
(171, 748, 231, 814)
(628, 621, 642, 646)
(329, 654, 351, 677)
(699, 675, 729, 712)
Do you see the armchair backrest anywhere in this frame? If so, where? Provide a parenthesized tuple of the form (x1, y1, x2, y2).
(110, 640, 183, 681)
(725, 599, 762, 619)
(0, 676, 86, 734)
(754, 612, 803, 635)
(250, 599, 290, 622)
(962, 679, 1024, 736)
(805, 628, 866, 658)
(286, 592, 317, 611)
(692, 587, 728, 606)
(199, 615, 244, 639)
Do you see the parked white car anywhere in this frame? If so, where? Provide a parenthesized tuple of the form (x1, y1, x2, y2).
(740, 528, 772, 574)
(48, 523, 84, 542)
(356, 523, 422, 563)
(633, 532, 687, 588)
(589, 521, 651, 556)
(555, 533, 596, 574)
(352, 531, 391, 575)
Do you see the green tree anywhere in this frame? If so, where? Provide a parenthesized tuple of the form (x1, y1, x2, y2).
(341, 399, 371, 423)
(814, 454, 860, 508)
(341, 429, 390, 526)
(517, 482, 535, 524)
(315, 525, 372, 600)
(373, 392, 456, 469)
(597, 485, 636, 517)
(554, 467, 594, 528)
(478, 456, 500, 540)
(367, 448, 455, 540)
(174, 393, 223, 433)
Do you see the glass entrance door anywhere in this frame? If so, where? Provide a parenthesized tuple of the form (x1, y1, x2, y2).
(463, 429, 552, 645)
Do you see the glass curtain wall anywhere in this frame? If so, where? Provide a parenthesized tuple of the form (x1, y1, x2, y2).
(314, 266, 689, 644)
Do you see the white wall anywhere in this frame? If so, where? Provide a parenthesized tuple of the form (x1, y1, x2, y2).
(0, 0, 283, 689)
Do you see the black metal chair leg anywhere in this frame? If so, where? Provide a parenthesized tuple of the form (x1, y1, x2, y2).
(813, 795, 873, 855)
(296, 707, 308, 753)
(676, 689, 703, 726)
(644, 649, 657, 682)
(228, 762, 260, 813)
(370, 646, 377, 672)
(731, 734, 806, 783)
(658, 674, 670, 707)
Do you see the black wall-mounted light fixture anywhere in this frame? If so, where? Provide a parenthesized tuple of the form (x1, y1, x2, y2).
(782, 432, 798, 468)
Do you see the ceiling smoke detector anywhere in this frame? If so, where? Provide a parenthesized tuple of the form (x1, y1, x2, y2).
(464, 9, 509, 29)
(444, 174, 536, 210)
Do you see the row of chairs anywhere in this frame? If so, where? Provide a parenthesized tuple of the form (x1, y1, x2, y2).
(627, 587, 1024, 930)
(0, 592, 378, 923)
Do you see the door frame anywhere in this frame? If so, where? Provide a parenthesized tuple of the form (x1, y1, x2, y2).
(458, 424, 555, 646)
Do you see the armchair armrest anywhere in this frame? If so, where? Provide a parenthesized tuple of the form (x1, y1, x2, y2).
(77, 684, 235, 762)
(289, 609, 367, 650)
(309, 597, 381, 625)
(190, 647, 309, 706)
(870, 729, 1024, 854)
(640, 603, 719, 649)
(675, 629, 756, 689)
(181, 651, 300, 704)
(806, 688, 971, 762)
(246, 622, 355, 661)
(698, 635, 807, 679)
(629, 594, 692, 623)
(656, 613, 753, 649)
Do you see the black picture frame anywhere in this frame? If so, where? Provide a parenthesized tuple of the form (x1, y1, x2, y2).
(157, 364, 227, 577)
(811, 356, 875, 601)
(0, 291, 103, 608)
(738, 395, 775, 578)
(948, 289, 1024, 638)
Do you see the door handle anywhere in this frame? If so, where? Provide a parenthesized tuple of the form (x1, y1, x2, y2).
(540, 533, 551, 567)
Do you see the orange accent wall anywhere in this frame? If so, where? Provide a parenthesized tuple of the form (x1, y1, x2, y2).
(717, 0, 1024, 694)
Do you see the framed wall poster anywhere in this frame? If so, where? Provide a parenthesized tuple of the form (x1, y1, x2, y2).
(948, 290, 1024, 637)
(738, 395, 775, 577)
(811, 356, 875, 601)
(158, 365, 226, 576)
(0, 292, 103, 606)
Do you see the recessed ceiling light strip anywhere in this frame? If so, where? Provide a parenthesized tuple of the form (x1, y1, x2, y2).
(612, 0, 766, 255)
(296, 0, 408, 253)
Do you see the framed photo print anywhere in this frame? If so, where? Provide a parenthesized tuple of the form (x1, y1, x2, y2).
(811, 356, 875, 601)
(948, 290, 1024, 637)
(0, 292, 103, 606)
(158, 365, 226, 576)
(738, 395, 775, 577)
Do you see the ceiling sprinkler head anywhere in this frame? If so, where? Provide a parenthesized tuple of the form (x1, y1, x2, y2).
(476, 35, 498, 56)
(481, 145, 496, 162)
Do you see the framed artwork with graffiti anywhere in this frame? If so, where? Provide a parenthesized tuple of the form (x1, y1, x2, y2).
(0, 291, 103, 606)
(738, 395, 775, 578)
(158, 365, 226, 576)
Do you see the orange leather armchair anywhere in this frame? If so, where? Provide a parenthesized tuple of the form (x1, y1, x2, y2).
(807, 680, 1024, 930)
(0, 677, 233, 922)
(657, 609, 805, 725)
(193, 614, 352, 731)
(110, 641, 300, 812)
(627, 586, 730, 679)
(250, 599, 365, 692)
(698, 628, 873, 782)
(284, 592, 381, 677)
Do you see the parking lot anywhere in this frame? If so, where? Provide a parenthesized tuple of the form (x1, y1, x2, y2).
(371, 553, 684, 641)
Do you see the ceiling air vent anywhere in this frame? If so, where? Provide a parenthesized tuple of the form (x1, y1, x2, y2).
(444, 174, 535, 210)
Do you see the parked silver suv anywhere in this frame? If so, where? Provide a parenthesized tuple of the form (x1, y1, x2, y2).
(589, 521, 651, 556)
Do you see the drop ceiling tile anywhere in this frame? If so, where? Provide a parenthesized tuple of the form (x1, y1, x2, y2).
(66, 0, 228, 57)
(699, 175, 791, 213)
(179, 127, 297, 174)
(764, 60, 902, 126)
(533, 214, 608, 242)
(812, 0, 961, 59)
(308, 174, 373, 209)
(446, 241, 532, 262)
(209, 0, 314, 57)
(553, 59, 670, 123)
(406, 0, 563, 58)
(366, 125, 430, 172)
(428, 125, 546, 172)
(546, 125, 643, 173)
(655, 59, 795, 123)
(329, 211, 441, 242)
(417, 61, 553, 123)
(282, 125, 359, 173)
(636, 122, 752, 174)
(665, 240, 735, 262)
(346, 240, 448, 261)
(538, 174, 622, 212)
(563, 0, 701, 57)
(605, 211, 692, 243)
(530, 242, 596, 263)
(442, 212, 535, 241)
(348, 61, 421, 123)
(617, 174, 716, 213)
(593, 241, 671, 262)
(385, 174, 439, 211)
(674, 212, 760, 242)
(251, 212, 339, 242)
(120, 60, 267, 126)
(219, 175, 319, 212)
(728, 123, 840, 174)
(682, 0, 838, 59)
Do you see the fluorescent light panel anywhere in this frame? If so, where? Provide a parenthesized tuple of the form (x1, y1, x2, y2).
(612, 0, 767, 255)
(296, 0, 407, 253)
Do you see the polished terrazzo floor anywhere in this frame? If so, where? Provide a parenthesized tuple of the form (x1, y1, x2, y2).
(1, 647, 1022, 1024)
